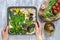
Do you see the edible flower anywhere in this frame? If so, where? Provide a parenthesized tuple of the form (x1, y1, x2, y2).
(20, 11, 24, 16)
(26, 14, 30, 18)
(15, 8, 19, 14)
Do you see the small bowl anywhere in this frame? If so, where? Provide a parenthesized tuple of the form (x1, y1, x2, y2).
(44, 22, 55, 36)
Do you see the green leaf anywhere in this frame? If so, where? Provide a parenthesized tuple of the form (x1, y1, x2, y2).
(25, 19, 34, 26)
(30, 28, 34, 32)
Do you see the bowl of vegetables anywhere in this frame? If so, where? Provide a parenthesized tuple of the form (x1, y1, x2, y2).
(38, 0, 60, 22)
(7, 7, 37, 35)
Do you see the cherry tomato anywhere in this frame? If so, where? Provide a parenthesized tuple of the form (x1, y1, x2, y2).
(58, 0, 60, 4)
(53, 10, 58, 15)
(52, 6, 56, 10)
(55, 3, 59, 7)
(57, 7, 60, 11)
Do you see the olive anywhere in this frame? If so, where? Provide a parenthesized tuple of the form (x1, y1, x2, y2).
(30, 13, 33, 17)
(22, 23, 27, 29)
(29, 24, 35, 28)
(27, 27, 31, 33)
(29, 17, 33, 21)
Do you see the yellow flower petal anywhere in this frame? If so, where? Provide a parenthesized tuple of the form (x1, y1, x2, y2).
(26, 14, 30, 18)
(20, 13, 24, 16)
(19, 11, 24, 16)
(15, 8, 19, 13)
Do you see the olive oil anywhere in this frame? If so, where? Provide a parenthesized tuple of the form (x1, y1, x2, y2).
(44, 22, 55, 36)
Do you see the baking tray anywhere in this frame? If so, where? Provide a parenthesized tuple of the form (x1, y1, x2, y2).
(7, 6, 37, 35)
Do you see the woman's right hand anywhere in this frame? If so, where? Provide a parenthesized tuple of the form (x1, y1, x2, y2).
(35, 20, 43, 40)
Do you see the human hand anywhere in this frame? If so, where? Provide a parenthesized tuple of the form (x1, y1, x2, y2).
(35, 20, 43, 40)
(1, 26, 9, 40)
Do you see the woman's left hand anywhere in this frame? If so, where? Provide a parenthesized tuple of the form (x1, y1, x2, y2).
(1, 26, 9, 40)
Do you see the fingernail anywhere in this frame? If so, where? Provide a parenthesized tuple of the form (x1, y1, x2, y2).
(37, 22, 39, 27)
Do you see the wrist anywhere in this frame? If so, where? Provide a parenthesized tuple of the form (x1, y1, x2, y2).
(2, 39, 8, 40)
(36, 35, 43, 40)
(2, 38, 8, 40)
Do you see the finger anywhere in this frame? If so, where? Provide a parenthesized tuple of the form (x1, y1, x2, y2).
(3, 26, 7, 32)
(37, 20, 40, 27)
(1, 26, 7, 34)
(37, 20, 42, 32)
(6, 26, 9, 32)
(35, 23, 38, 30)
(37, 20, 41, 28)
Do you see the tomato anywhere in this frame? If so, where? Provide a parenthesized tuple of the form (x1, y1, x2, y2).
(58, 0, 60, 4)
(57, 7, 60, 11)
(53, 10, 58, 15)
(52, 6, 56, 10)
(55, 3, 59, 7)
